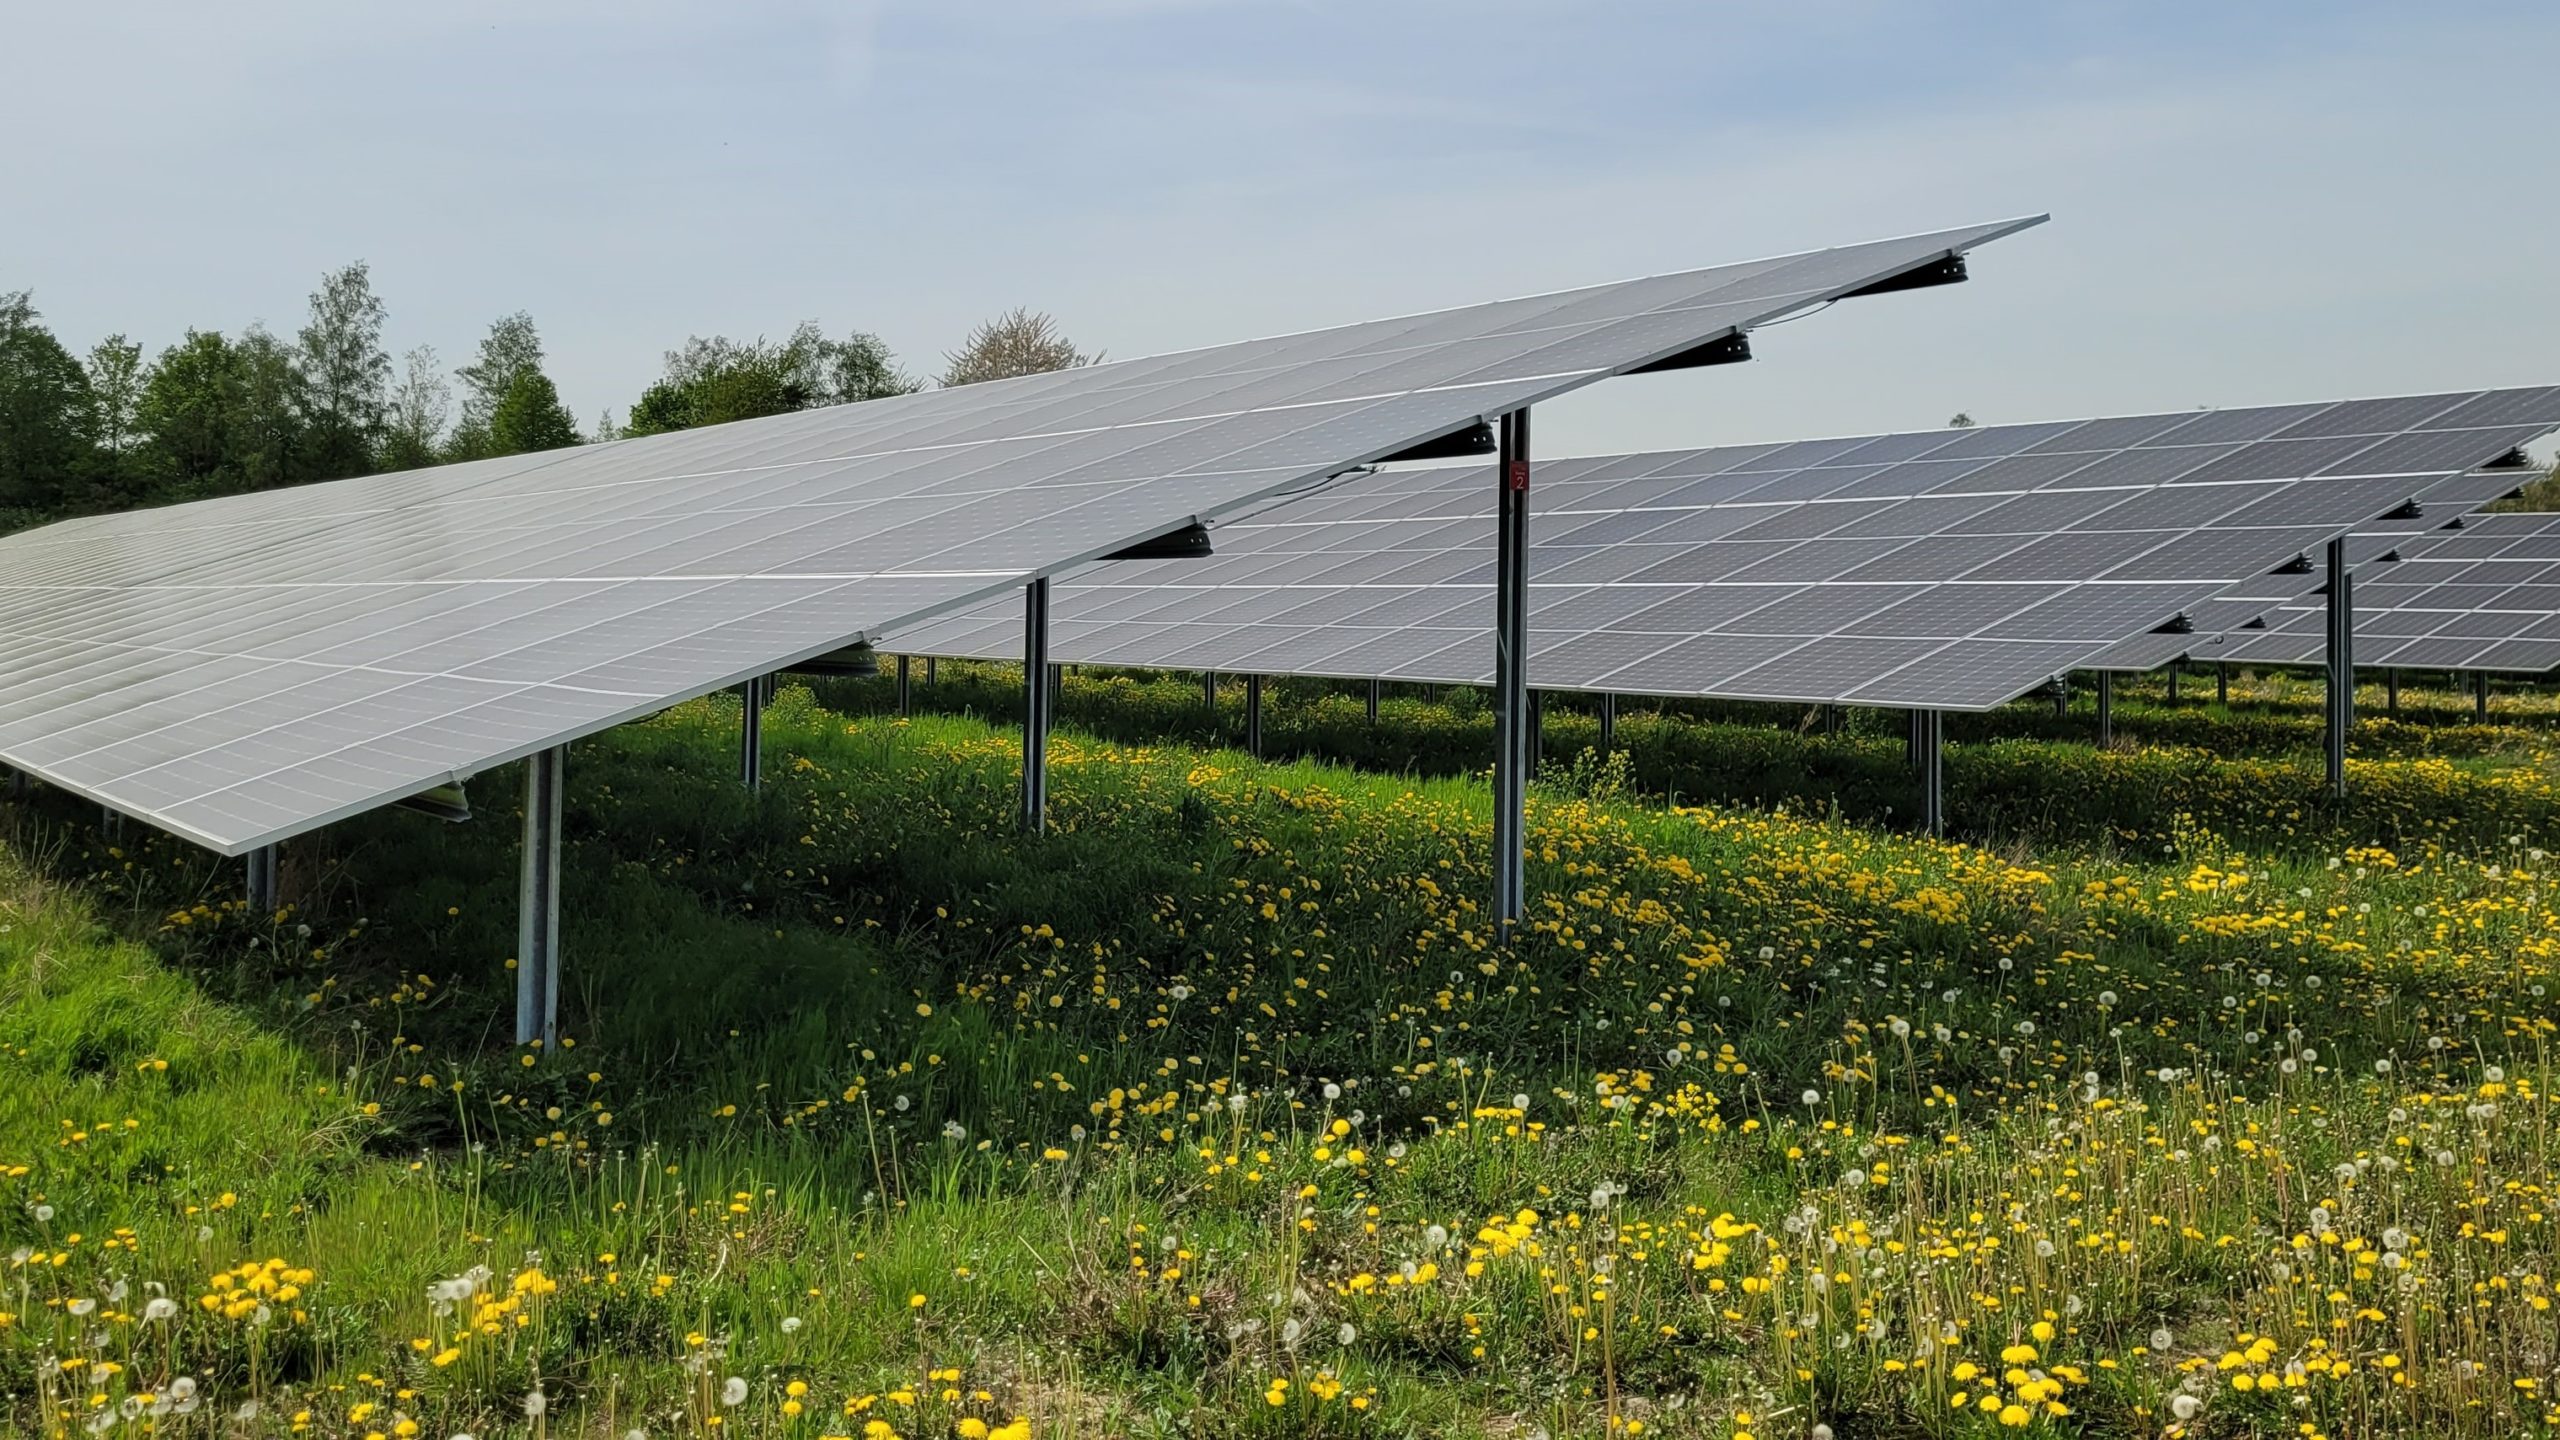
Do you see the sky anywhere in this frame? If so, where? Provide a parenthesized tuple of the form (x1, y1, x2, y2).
(6, 0, 2557, 459)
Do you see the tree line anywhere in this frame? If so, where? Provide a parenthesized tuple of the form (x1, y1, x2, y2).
(0, 266, 1091, 531)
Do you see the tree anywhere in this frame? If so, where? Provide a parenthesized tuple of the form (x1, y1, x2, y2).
(1947, 412, 1976, 429)
(623, 322, 915, 437)
(85, 334, 146, 501)
(229, 326, 307, 492)
(87, 337, 144, 451)
(939, 308, 1089, 387)
(137, 329, 240, 494)
(827, 330, 915, 404)
(488, 369, 581, 456)
(0, 291, 97, 515)
(295, 261, 390, 480)
(381, 345, 451, 472)
(447, 311, 548, 460)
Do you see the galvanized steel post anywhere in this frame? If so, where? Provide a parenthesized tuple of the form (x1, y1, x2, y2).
(1491, 408, 1532, 941)
(516, 746, 565, 1047)
(738, 675, 767, 791)
(1021, 579, 1051, 834)
(2325, 536, 2353, 797)
(246, 844, 278, 914)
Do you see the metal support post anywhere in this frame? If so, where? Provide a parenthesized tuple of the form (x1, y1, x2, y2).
(2096, 672, 2114, 747)
(1046, 662, 1062, 730)
(1599, 693, 1617, 754)
(1203, 670, 1217, 709)
(1490, 408, 1532, 941)
(2476, 671, 2490, 721)
(1021, 580, 1050, 834)
(1919, 709, 1946, 839)
(2167, 665, 2181, 704)
(101, 805, 123, 839)
(516, 746, 565, 1047)
(2053, 675, 2069, 719)
(245, 844, 278, 914)
(739, 675, 768, 790)
(1366, 677, 1381, 725)
(1905, 708, 1922, 767)
(2324, 536, 2353, 797)
(1526, 689, 1543, 767)
(2385, 668, 2398, 719)
(925, 656, 937, 688)
(2216, 662, 2228, 706)
(1245, 675, 1264, 757)
(895, 655, 912, 717)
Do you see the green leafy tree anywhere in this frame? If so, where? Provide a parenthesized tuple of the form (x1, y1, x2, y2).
(131, 326, 304, 497)
(487, 368, 581, 456)
(447, 312, 548, 461)
(136, 329, 240, 495)
(0, 291, 96, 516)
(295, 262, 391, 479)
(380, 345, 451, 472)
(229, 327, 308, 492)
(624, 322, 915, 438)
(827, 330, 915, 404)
(84, 333, 146, 503)
(939, 308, 1090, 388)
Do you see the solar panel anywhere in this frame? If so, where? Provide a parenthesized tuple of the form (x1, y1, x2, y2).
(0, 217, 2046, 852)
(894, 393, 2560, 710)
(2176, 506, 2560, 674)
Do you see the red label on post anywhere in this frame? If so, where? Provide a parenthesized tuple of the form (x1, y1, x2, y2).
(1507, 460, 1530, 492)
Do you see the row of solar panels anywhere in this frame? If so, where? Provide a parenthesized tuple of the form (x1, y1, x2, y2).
(0, 217, 2052, 853)
(5, 209, 2557, 860)
(882, 390, 2560, 706)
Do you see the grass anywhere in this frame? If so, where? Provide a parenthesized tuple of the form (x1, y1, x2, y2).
(1, 677, 2556, 1438)
(819, 662, 2560, 852)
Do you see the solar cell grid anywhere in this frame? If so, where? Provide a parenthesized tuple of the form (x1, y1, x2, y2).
(0, 217, 2054, 851)
(2126, 505, 2560, 674)
(898, 391, 2560, 711)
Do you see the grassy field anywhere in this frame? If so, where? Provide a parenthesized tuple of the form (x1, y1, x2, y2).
(3, 676, 2557, 1438)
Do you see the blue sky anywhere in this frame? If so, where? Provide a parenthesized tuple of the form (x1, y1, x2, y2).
(6, 1, 2555, 456)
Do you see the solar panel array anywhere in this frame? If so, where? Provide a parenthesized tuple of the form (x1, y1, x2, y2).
(2080, 461, 2537, 672)
(0, 218, 2042, 853)
(2181, 510, 2560, 674)
(889, 391, 2560, 710)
